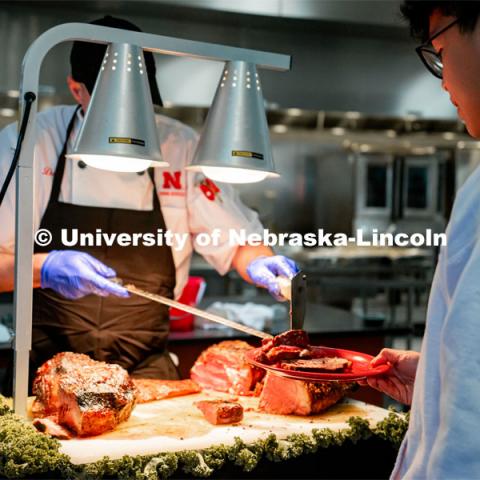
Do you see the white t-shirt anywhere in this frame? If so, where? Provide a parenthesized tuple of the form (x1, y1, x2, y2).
(0, 105, 263, 298)
(392, 164, 480, 478)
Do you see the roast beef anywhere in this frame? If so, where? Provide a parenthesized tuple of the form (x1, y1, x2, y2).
(280, 357, 352, 372)
(133, 378, 201, 403)
(190, 340, 264, 395)
(253, 330, 312, 364)
(195, 399, 244, 425)
(32, 352, 136, 437)
(32, 417, 73, 440)
(259, 372, 356, 415)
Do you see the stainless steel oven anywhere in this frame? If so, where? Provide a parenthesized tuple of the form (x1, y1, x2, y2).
(354, 152, 448, 239)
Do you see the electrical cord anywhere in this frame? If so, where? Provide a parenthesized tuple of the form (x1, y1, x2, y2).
(0, 91, 37, 206)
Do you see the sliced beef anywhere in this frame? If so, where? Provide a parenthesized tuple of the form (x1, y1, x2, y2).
(32, 417, 73, 440)
(259, 372, 356, 415)
(133, 379, 201, 403)
(280, 357, 352, 372)
(195, 400, 244, 425)
(253, 330, 312, 365)
(32, 352, 136, 437)
(261, 330, 310, 350)
(261, 345, 303, 364)
(190, 340, 264, 396)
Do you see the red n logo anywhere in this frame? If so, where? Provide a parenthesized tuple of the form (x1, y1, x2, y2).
(200, 178, 221, 201)
(162, 171, 182, 189)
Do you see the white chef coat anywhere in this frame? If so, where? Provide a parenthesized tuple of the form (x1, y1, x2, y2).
(391, 163, 480, 479)
(0, 105, 263, 298)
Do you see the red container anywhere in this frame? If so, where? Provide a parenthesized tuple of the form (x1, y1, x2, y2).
(169, 276, 206, 331)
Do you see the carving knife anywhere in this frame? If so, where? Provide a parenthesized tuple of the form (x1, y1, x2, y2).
(277, 271, 307, 330)
(112, 278, 272, 340)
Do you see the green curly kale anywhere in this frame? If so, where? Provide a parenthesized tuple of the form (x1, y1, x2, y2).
(0, 395, 12, 416)
(373, 411, 409, 449)
(227, 437, 263, 472)
(178, 451, 213, 477)
(0, 413, 70, 478)
(0, 392, 409, 479)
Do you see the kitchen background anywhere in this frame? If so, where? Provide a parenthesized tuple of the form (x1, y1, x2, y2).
(2, 0, 480, 358)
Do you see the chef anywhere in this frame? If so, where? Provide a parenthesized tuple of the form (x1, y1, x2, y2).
(0, 16, 298, 387)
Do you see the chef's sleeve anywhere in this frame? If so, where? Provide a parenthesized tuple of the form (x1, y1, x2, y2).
(427, 235, 480, 477)
(0, 123, 18, 254)
(186, 167, 264, 275)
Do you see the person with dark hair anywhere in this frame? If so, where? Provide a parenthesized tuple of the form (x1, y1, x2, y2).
(366, 2, 480, 478)
(0, 16, 298, 387)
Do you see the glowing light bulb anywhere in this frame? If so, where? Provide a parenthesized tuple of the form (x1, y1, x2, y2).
(69, 154, 153, 172)
(200, 166, 269, 184)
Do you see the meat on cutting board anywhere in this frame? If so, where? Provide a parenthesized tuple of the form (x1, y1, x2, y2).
(32, 352, 136, 437)
(190, 340, 264, 395)
(32, 417, 73, 440)
(259, 372, 356, 415)
(195, 399, 244, 425)
(132, 378, 201, 403)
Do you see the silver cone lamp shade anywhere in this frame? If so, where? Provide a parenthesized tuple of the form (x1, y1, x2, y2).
(187, 61, 279, 183)
(67, 43, 167, 172)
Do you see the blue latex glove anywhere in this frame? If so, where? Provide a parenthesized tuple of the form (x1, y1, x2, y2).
(246, 255, 299, 300)
(40, 250, 129, 300)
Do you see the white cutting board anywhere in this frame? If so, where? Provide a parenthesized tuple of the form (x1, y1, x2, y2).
(58, 391, 393, 465)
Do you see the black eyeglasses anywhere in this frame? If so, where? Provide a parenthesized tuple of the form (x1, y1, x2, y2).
(415, 18, 459, 79)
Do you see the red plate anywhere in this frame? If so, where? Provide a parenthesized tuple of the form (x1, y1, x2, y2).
(245, 346, 391, 382)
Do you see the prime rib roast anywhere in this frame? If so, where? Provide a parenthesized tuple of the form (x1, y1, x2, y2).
(32, 352, 136, 438)
(195, 399, 244, 425)
(32, 353, 201, 438)
(190, 330, 356, 416)
(258, 372, 357, 415)
(190, 340, 265, 395)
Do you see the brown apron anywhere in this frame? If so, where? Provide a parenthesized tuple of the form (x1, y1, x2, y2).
(32, 107, 178, 381)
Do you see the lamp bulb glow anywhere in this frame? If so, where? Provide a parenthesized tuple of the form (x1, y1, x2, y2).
(201, 166, 269, 184)
(67, 154, 160, 173)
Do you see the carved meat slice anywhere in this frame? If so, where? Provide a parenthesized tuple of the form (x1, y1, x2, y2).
(190, 340, 264, 395)
(32, 352, 136, 437)
(195, 400, 244, 425)
(260, 329, 310, 351)
(132, 379, 201, 403)
(280, 357, 352, 372)
(253, 330, 312, 364)
(32, 417, 73, 440)
(259, 372, 356, 415)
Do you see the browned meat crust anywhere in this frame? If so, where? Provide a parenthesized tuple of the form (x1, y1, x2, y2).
(32, 352, 136, 437)
(259, 372, 356, 415)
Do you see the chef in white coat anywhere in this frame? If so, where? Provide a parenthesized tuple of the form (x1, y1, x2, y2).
(0, 16, 298, 385)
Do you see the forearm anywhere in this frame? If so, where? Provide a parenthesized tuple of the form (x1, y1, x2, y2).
(0, 252, 48, 291)
(231, 245, 274, 282)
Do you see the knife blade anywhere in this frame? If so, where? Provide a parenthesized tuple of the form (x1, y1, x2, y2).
(277, 272, 307, 330)
(113, 278, 272, 340)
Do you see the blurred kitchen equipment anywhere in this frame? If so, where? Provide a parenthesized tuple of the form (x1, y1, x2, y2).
(353, 149, 449, 239)
(277, 271, 307, 330)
